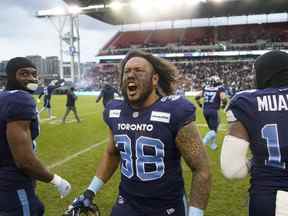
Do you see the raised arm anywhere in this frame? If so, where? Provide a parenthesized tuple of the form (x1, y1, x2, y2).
(96, 90, 103, 103)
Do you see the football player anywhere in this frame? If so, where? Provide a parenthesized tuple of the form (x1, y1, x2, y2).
(221, 50, 288, 216)
(39, 79, 64, 119)
(0, 57, 71, 215)
(195, 76, 226, 150)
(68, 50, 211, 216)
(96, 83, 121, 107)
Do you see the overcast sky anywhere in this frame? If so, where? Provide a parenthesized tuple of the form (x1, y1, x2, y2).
(0, 0, 119, 62)
(1, 1, 286, 63)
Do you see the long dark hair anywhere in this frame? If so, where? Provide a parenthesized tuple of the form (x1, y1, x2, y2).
(119, 50, 177, 96)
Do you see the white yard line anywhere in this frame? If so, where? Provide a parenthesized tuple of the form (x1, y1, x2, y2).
(48, 139, 108, 169)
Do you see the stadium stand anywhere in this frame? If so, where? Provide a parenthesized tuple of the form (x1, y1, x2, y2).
(82, 60, 254, 92)
(99, 22, 288, 55)
(64, 0, 288, 93)
(88, 23, 288, 92)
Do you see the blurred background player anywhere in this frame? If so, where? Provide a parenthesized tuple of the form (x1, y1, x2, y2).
(38, 79, 64, 119)
(96, 82, 120, 107)
(221, 50, 288, 216)
(62, 87, 81, 124)
(0, 57, 71, 215)
(176, 85, 186, 97)
(67, 50, 211, 216)
(195, 76, 226, 150)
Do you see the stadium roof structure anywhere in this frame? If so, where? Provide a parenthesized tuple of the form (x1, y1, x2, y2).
(63, 0, 288, 25)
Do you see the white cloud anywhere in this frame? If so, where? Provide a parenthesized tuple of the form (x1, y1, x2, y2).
(0, 1, 119, 62)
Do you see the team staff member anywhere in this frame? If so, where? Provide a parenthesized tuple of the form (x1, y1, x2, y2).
(62, 87, 81, 123)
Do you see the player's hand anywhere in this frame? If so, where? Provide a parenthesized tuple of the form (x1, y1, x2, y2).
(64, 190, 99, 216)
(70, 190, 95, 209)
(50, 174, 71, 198)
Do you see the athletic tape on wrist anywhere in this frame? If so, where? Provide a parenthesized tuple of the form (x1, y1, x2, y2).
(87, 176, 104, 194)
(189, 207, 204, 216)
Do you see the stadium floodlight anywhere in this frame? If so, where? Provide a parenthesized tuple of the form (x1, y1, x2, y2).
(109, 1, 124, 11)
(67, 5, 82, 14)
(36, 6, 67, 17)
(129, 0, 208, 15)
(85, 4, 106, 10)
(183, 0, 207, 5)
(210, 0, 224, 3)
(131, 0, 152, 16)
(153, 0, 178, 12)
(131, 0, 145, 11)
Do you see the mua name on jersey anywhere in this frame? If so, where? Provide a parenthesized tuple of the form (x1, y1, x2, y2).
(257, 94, 288, 111)
(118, 123, 153, 132)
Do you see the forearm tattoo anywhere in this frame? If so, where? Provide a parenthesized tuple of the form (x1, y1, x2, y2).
(176, 121, 212, 209)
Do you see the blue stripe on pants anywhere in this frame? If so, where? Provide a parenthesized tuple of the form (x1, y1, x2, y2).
(183, 194, 188, 216)
(17, 189, 31, 216)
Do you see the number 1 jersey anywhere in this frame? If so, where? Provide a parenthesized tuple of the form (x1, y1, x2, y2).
(227, 87, 288, 191)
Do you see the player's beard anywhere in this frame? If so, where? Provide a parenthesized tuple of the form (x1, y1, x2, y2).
(122, 76, 154, 109)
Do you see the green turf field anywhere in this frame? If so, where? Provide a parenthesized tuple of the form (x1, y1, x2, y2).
(36, 95, 249, 216)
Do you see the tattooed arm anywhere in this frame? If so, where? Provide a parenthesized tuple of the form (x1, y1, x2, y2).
(176, 121, 212, 209)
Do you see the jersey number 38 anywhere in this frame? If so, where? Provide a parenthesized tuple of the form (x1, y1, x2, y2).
(115, 135, 165, 181)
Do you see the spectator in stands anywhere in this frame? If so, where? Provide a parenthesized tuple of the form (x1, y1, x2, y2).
(96, 83, 120, 107)
(62, 87, 81, 124)
(87, 60, 255, 94)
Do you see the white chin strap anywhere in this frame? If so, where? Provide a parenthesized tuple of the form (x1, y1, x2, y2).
(26, 83, 39, 91)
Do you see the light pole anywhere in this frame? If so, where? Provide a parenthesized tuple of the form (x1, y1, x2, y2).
(35, 2, 123, 82)
(48, 15, 67, 80)
(36, 5, 82, 83)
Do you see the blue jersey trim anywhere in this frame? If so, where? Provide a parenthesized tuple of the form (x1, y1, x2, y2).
(17, 189, 31, 216)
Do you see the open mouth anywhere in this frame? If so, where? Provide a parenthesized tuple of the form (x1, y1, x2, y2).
(127, 83, 137, 95)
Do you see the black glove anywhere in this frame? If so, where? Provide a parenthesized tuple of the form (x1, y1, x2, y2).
(64, 190, 100, 216)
